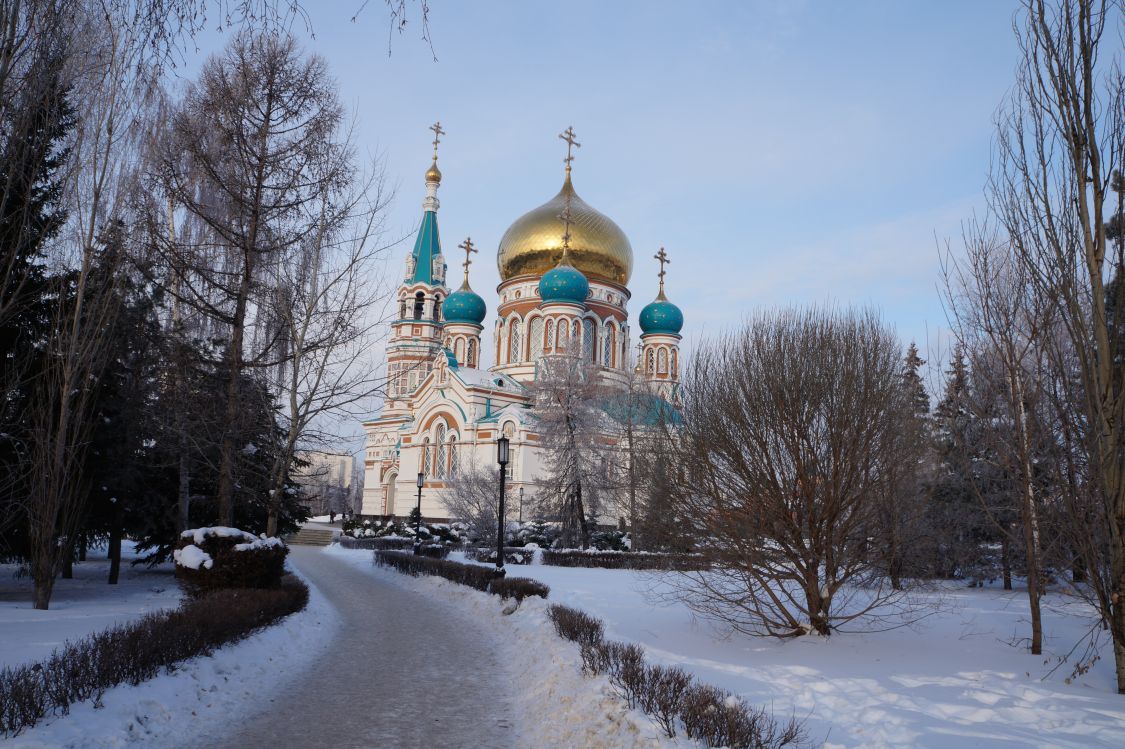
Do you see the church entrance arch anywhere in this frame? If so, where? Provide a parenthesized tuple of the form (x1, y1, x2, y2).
(384, 470, 398, 516)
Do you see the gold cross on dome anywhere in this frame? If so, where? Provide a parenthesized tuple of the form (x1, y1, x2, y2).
(430, 121, 446, 159)
(458, 236, 477, 281)
(654, 247, 670, 290)
(556, 204, 574, 259)
(559, 126, 581, 171)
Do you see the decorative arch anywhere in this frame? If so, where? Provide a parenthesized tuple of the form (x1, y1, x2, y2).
(467, 338, 477, 368)
(646, 347, 656, 375)
(529, 316, 545, 360)
(546, 319, 556, 351)
(581, 318, 595, 361)
(658, 347, 668, 374)
(509, 317, 523, 364)
(671, 349, 678, 377)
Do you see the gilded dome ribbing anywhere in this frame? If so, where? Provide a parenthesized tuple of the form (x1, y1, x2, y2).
(497, 174, 632, 284)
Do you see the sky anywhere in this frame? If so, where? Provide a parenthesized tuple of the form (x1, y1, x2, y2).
(180, 0, 1025, 434)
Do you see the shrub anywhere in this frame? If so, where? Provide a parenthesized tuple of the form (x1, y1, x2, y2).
(490, 576, 550, 601)
(589, 529, 630, 551)
(541, 549, 708, 570)
(546, 604, 605, 648)
(373, 551, 548, 601)
(337, 536, 413, 551)
(0, 577, 308, 737)
(464, 546, 534, 565)
(639, 665, 694, 738)
(174, 527, 288, 596)
(545, 603, 804, 747)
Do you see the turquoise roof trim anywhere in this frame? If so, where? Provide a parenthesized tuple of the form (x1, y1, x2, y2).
(409, 210, 444, 285)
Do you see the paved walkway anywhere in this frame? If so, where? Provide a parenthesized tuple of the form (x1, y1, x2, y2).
(212, 546, 516, 748)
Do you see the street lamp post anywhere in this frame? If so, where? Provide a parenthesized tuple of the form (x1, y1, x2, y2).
(414, 472, 424, 555)
(495, 436, 509, 578)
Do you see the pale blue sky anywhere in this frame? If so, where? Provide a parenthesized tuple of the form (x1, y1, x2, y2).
(186, 0, 1023, 385)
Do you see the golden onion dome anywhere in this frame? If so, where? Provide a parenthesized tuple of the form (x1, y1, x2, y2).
(497, 174, 632, 284)
(425, 159, 442, 184)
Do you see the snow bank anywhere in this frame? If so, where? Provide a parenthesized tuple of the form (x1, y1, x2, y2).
(510, 564, 1125, 748)
(325, 545, 679, 748)
(179, 526, 258, 545)
(9, 568, 340, 749)
(0, 542, 181, 669)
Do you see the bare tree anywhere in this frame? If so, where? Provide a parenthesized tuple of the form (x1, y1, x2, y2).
(152, 32, 345, 525)
(440, 459, 503, 544)
(665, 307, 922, 638)
(530, 354, 614, 548)
(987, 0, 1125, 684)
(942, 224, 1054, 654)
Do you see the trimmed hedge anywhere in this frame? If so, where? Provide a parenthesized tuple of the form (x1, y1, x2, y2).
(337, 536, 413, 551)
(374, 550, 549, 602)
(546, 604, 805, 748)
(174, 528, 288, 595)
(463, 546, 535, 565)
(0, 577, 309, 738)
(541, 550, 709, 571)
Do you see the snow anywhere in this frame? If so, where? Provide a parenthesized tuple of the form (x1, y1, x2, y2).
(0, 542, 182, 669)
(179, 526, 259, 545)
(496, 560, 1125, 748)
(171, 544, 212, 570)
(6, 567, 339, 748)
(324, 545, 682, 748)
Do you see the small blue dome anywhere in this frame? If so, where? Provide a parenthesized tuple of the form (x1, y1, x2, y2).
(539, 264, 589, 305)
(639, 297, 684, 335)
(443, 286, 487, 324)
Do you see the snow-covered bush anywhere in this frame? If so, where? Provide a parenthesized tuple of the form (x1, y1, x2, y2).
(541, 549, 708, 570)
(588, 529, 629, 551)
(174, 527, 287, 595)
(463, 546, 534, 565)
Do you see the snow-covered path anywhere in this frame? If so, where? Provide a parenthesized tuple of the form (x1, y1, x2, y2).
(207, 546, 517, 749)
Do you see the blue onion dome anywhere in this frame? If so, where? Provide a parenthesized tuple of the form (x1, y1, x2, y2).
(443, 283, 487, 324)
(538, 262, 589, 304)
(639, 291, 684, 335)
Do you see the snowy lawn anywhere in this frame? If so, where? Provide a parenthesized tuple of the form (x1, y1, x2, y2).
(5, 565, 338, 749)
(0, 542, 181, 669)
(485, 557, 1125, 748)
(325, 544, 684, 748)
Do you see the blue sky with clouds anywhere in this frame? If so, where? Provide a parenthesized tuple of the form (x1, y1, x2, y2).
(185, 0, 1023, 385)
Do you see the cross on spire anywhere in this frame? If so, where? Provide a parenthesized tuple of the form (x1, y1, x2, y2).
(559, 126, 580, 174)
(556, 203, 574, 262)
(458, 236, 477, 284)
(654, 247, 670, 294)
(429, 121, 445, 160)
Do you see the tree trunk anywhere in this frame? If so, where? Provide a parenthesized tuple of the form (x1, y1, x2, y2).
(1001, 535, 1013, 591)
(78, 536, 87, 562)
(61, 542, 73, 579)
(215, 249, 253, 527)
(177, 443, 190, 533)
(108, 514, 121, 585)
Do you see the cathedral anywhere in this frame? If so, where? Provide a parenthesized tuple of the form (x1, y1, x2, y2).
(361, 126, 685, 520)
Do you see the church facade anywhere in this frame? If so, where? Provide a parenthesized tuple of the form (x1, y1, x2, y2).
(361, 126, 685, 520)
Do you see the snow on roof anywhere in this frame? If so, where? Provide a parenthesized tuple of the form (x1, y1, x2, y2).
(453, 367, 525, 392)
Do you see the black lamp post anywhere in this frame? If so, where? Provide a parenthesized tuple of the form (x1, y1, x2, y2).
(414, 472, 424, 555)
(495, 436, 509, 577)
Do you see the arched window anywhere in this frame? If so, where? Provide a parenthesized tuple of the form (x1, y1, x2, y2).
(413, 292, 425, 320)
(572, 320, 581, 348)
(646, 348, 655, 375)
(467, 338, 477, 368)
(546, 319, 556, 350)
(604, 324, 615, 367)
(455, 338, 465, 363)
(621, 335, 628, 369)
(502, 422, 516, 479)
(435, 423, 447, 478)
(530, 317, 544, 360)
(495, 321, 503, 364)
(422, 438, 431, 477)
(671, 349, 678, 377)
(557, 319, 568, 351)
(658, 348, 668, 374)
(433, 295, 442, 321)
(448, 435, 459, 477)
(582, 318, 595, 361)
(509, 318, 523, 364)
(399, 299, 407, 319)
